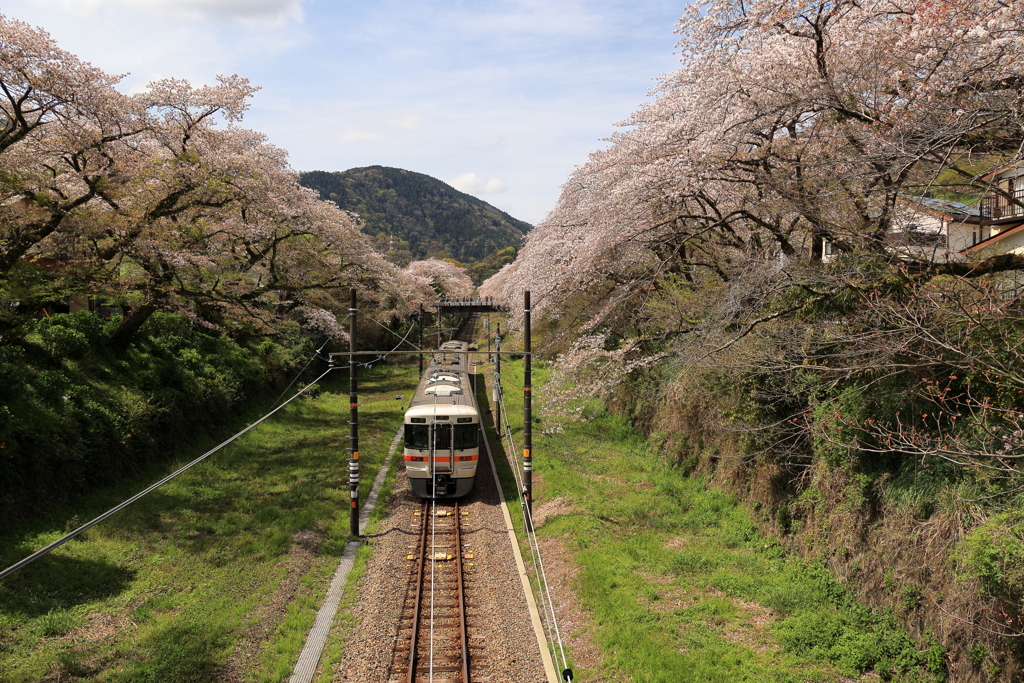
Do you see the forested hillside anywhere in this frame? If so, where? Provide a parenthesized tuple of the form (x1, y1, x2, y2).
(299, 166, 530, 274)
(483, 1, 1024, 680)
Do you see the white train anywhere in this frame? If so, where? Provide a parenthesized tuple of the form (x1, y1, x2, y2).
(403, 340, 480, 498)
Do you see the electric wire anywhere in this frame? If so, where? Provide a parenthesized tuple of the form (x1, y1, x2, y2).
(346, 315, 422, 369)
(495, 391, 558, 641)
(268, 332, 336, 411)
(491, 362, 572, 680)
(0, 365, 337, 583)
(496, 387, 568, 676)
(499, 401, 569, 679)
(365, 314, 422, 353)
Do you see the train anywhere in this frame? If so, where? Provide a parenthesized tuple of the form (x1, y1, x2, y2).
(402, 340, 480, 498)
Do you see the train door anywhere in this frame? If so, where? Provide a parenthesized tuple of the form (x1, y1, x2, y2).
(430, 421, 454, 475)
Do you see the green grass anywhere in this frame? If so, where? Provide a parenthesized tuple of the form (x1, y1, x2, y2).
(489, 360, 945, 683)
(0, 362, 419, 682)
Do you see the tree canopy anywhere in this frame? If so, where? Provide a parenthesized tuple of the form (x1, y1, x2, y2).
(0, 15, 417, 349)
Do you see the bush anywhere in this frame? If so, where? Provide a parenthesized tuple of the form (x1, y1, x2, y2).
(0, 312, 299, 519)
(957, 513, 1024, 601)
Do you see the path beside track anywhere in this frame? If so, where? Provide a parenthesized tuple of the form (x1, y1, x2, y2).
(290, 428, 404, 683)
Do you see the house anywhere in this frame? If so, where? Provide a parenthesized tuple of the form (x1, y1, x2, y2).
(964, 160, 1024, 258)
(887, 196, 982, 262)
(868, 159, 1024, 264)
(820, 195, 991, 264)
(979, 161, 1024, 223)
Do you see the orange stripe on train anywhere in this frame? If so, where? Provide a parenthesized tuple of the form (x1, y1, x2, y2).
(402, 455, 479, 462)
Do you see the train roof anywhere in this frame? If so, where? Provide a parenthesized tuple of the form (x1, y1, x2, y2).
(405, 403, 478, 420)
(407, 344, 478, 413)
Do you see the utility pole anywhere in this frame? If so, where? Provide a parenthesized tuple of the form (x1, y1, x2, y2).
(523, 291, 533, 531)
(349, 289, 360, 537)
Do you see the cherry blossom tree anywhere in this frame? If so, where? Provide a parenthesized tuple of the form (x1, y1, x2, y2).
(403, 258, 474, 299)
(491, 0, 1024, 334)
(82, 121, 402, 349)
(0, 14, 413, 349)
(476, 0, 1024, 465)
(0, 13, 146, 306)
(479, 3, 1024, 667)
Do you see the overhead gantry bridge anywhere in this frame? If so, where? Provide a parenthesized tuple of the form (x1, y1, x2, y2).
(436, 296, 508, 314)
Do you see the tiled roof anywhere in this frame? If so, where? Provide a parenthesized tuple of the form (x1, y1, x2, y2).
(903, 196, 981, 218)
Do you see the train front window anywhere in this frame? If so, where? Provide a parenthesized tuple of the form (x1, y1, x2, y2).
(454, 424, 478, 450)
(432, 423, 452, 450)
(405, 424, 429, 450)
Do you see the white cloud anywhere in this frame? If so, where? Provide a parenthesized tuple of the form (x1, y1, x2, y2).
(459, 0, 603, 40)
(334, 129, 388, 143)
(447, 173, 507, 195)
(58, 0, 304, 26)
(387, 113, 422, 130)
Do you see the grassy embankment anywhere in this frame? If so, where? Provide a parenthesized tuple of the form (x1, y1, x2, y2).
(0, 363, 419, 682)
(487, 359, 946, 683)
(1, 312, 296, 520)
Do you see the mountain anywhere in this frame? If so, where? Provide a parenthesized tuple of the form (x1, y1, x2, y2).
(299, 167, 531, 268)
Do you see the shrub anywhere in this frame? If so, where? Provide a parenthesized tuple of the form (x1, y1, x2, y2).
(0, 312, 298, 519)
(956, 513, 1024, 601)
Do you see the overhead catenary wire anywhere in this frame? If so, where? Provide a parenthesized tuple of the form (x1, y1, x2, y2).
(346, 314, 427, 369)
(0, 364, 337, 583)
(497, 393, 571, 680)
(364, 313, 422, 353)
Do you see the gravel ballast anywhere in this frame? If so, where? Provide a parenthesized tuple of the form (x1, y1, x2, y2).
(325, 453, 548, 682)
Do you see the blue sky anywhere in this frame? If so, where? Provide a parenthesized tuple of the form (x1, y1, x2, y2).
(3, 0, 684, 225)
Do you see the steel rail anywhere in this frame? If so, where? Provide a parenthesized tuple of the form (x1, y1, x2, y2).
(407, 500, 430, 683)
(455, 500, 471, 683)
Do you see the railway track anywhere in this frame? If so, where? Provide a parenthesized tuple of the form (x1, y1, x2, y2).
(388, 500, 486, 683)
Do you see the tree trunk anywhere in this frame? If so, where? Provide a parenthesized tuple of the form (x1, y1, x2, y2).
(108, 303, 157, 355)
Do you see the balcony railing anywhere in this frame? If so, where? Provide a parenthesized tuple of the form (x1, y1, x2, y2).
(980, 187, 1024, 220)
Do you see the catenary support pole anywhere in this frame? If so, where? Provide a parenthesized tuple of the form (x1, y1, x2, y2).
(418, 303, 424, 375)
(349, 289, 360, 537)
(523, 291, 533, 532)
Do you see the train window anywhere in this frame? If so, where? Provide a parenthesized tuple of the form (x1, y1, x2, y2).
(435, 416, 449, 420)
(433, 423, 452, 450)
(410, 417, 426, 423)
(405, 424, 429, 450)
(454, 424, 478, 450)
(457, 417, 473, 423)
